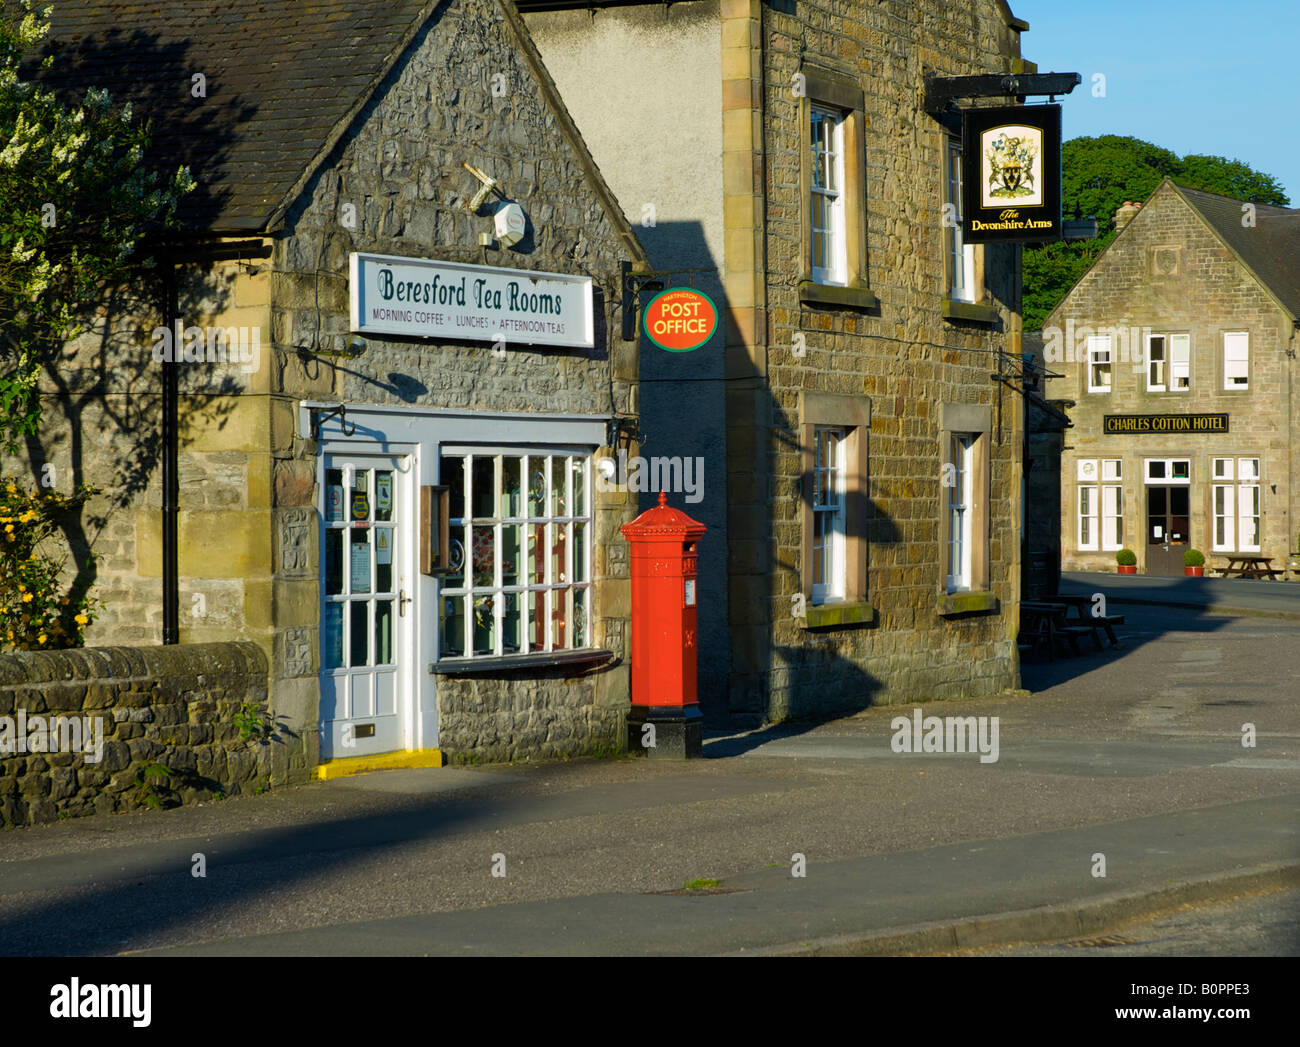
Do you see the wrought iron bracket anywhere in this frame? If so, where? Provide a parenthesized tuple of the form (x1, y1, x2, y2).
(620, 260, 665, 341)
(310, 404, 356, 440)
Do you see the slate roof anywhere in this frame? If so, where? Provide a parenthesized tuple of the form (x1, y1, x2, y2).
(20, 0, 437, 232)
(1174, 183, 1300, 321)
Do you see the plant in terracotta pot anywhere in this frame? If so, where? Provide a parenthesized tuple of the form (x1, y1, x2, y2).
(1184, 548, 1205, 577)
(1116, 549, 1137, 574)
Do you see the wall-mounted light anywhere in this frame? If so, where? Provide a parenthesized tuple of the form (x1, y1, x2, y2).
(495, 202, 526, 247)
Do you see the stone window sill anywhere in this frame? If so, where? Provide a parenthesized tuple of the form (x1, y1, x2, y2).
(942, 299, 1001, 325)
(433, 648, 615, 676)
(937, 590, 1000, 617)
(804, 600, 876, 629)
(799, 280, 880, 311)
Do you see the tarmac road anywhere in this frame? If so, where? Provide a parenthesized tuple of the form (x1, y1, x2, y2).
(0, 601, 1296, 956)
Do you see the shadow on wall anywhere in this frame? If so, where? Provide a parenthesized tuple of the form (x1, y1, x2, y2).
(9, 28, 254, 642)
(632, 221, 731, 727)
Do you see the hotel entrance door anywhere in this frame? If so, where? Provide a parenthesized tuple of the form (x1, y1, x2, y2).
(1146, 485, 1189, 576)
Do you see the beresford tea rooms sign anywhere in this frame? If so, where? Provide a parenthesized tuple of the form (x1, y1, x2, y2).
(350, 252, 594, 349)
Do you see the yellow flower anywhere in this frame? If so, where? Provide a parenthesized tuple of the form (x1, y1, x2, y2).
(37, 634, 46, 644)
(21, 593, 32, 603)
(75, 614, 88, 625)
(3, 525, 11, 533)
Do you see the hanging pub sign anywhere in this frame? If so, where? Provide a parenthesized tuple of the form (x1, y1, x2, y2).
(962, 104, 1061, 243)
(350, 252, 594, 349)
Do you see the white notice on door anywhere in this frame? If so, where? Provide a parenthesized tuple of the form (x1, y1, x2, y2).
(350, 539, 371, 592)
(376, 528, 392, 565)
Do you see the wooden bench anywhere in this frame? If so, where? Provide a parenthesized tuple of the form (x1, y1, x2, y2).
(1020, 602, 1092, 661)
(1044, 594, 1125, 649)
(1217, 555, 1284, 580)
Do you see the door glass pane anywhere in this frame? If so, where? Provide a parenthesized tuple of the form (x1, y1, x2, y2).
(350, 528, 370, 593)
(1172, 460, 1189, 480)
(374, 600, 393, 665)
(528, 523, 545, 584)
(375, 470, 393, 522)
(573, 588, 587, 648)
(446, 524, 465, 588)
(326, 468, 345, 522)
(323, 602, 343, 669)
(551, 588, 567, 649)
(325, 529, 343, 595)
(1148, 461, 1166, 480)
(571, 459, 586, 516)
(351, 469, 370, 523)
(375, 527, 394, 593)
(350, 601, 369, 666)
(551, 522, 567, 584)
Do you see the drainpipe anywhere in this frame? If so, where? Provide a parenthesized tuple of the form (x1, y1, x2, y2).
(162, 262, 180, 644)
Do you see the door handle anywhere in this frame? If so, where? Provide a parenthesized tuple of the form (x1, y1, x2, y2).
(399, 589, 412, 617)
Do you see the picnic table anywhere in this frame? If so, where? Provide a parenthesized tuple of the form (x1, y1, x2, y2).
(1019, 598, 1126, 661)
(1216, 555, 1284, 580)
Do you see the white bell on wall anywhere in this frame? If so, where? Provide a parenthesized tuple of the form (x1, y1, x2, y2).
(494, 202, 527, 247)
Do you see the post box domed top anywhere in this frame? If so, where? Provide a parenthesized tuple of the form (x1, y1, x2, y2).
(620, 491, 707, 539)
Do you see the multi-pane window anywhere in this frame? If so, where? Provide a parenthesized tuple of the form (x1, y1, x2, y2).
(1087, 335, 1112, 393)
(1148, 333, 1191, 391)
(946, 433, 975, 591)
(946, 139, 976, 302)
(812, 427, 846, 603)
(1212, 457, 1261, 551)
(810, 105, 847, 285)
(1145, 458, 1190, 484)
(1223, 331, 1249, 389)
(1077, 484, 1098, 551)
(1101, 459, 1123, 550)
(438, 451, 591, 659)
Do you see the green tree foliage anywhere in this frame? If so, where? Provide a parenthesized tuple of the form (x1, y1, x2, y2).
(1023, 135, 1290, 329)
(0, 1, 194, 452)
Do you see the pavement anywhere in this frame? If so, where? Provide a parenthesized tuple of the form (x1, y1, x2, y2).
(0, 592, 1297, 956)
(1060, 570, 1300, 619)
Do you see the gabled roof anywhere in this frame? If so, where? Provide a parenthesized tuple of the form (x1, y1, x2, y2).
(1047, 178, 1300, 326)
(21, 0, 648, 262)
(1173, 183, 1300, 321)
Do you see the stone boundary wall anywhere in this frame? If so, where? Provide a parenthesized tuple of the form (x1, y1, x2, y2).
(0, 642, 278, 829)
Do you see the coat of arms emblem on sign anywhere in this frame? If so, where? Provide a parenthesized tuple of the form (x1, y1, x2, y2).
(981, 124, 1044, 208)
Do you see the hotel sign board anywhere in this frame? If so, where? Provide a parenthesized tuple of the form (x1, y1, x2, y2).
(350, 252, 594, 349)
(962, 104, 1061, 243)
(1103, 414, 1229, 435)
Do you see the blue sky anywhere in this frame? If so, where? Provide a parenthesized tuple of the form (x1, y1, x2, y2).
(1013, 0, 1298, 204)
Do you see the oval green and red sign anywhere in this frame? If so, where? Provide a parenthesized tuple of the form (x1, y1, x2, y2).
(643, 287, 717, 352)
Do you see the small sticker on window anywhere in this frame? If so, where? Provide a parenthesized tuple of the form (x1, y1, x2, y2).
(684, 579, 696, 606)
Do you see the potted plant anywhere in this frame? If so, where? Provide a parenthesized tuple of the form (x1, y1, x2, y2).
(1116, 549, 1137, 574)
(1184, 548, 1205, 577)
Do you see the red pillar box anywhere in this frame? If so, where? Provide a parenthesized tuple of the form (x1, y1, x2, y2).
(620, 492, 707, 758)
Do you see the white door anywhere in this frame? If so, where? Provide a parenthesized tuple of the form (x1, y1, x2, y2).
(319, 453, 412, 759)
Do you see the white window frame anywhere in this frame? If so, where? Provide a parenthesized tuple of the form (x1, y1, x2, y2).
(1077, 484, 1098, 551)
(1146, 333, 1166, 391)
(811, 426, 847, 604)
(946, 433, 975, 591)
(1238, 458, 1261, 552)
(946, 138, 976, 302)
(1087, 335, 1112, 393)
(1223, 331, 1249, 389)
(1212, 481, 1235, 552)
(1144, 458, 1191, 485)
(1101, 459, 1122, 551)
(1170, 333, 1191, 391)
(438, 448, 593, 660)
(810, 105, 847, 286)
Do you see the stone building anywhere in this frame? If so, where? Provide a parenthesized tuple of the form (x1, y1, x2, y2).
(521, 0, 1034, 724)
(12, 0, 651, 780)
(1043, 180, 1300, 576)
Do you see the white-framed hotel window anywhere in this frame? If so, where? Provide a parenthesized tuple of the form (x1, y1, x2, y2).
(811, 426, 847, 603)
(1144, 458, 1190, 484)
(810, 104, 847, 286)
(1146, 333, 1191, 392)
(946, 138, 977, 302)
(1077, 484, 1098, 551)
(438, 448, 592, 659)
(946, 433, 975, 591)
(1087, 335, 1112, 393)
(1212, 457, 1261, 551)
(1223, 331, 1249, 389)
